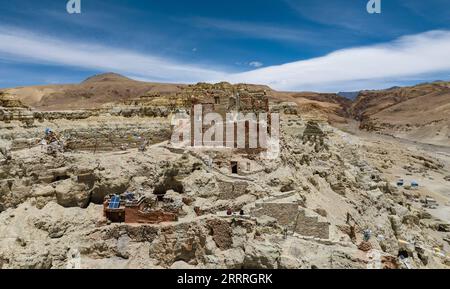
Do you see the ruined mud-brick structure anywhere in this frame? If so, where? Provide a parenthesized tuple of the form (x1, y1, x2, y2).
(166, 83, 273, 175)
(103, 193, 179, 224)
(185, 83, 270, 151)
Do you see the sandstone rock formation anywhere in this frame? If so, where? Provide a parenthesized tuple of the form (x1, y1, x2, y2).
(1, 76, 449, 269)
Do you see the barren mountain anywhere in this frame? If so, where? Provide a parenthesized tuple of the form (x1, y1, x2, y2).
(1, 73, 188, 110)
(1, 73, 349, 122)
(271, 91, 352, 122)
(352, 82, 450, 146)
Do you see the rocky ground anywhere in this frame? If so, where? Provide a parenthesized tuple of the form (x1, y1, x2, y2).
(1, 103, 449, 269)
(1, 78, 450, 269)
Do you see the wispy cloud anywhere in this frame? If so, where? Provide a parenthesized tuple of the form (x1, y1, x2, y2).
(284, 0, 365, 31)
(1, 25, 450, 92)
(223, 30, 450, 91)
(283, 0, 410, 38)
(0, 26, 227, 83)
(189, 17, 321, 44)
(249, 61, 263, 68)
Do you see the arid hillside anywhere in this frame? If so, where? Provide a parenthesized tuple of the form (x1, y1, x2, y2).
(352, 82, 450, 146)
(271, 91, 352, 123)
(1, 73, 188, 110)
(1, 73, 350, 122)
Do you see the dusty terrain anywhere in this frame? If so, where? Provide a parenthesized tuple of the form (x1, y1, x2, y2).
(1, 74, 449, 269)
(352, 82, 450, 147)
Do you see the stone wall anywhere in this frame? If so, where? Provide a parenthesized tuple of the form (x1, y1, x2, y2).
(251, 202, 330, 239)
(252, 202, 299, 230)
(217, 180, 249, 200)
(294, 210, 330, 239)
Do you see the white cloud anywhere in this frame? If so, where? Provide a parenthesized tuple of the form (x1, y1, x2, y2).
(248, 61, 263, 68)
(1, 26, 450, 92)
(223, 30, 450, 91)
(0, 26, 227, 83)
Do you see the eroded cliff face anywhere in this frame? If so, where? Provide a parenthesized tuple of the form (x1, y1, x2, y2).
(1, 82, 449, 269)
(1, 105, 449, 269)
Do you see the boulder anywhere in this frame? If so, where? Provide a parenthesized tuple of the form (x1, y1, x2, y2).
(243, 240, 280, 269)
(55, 179, 90, 208)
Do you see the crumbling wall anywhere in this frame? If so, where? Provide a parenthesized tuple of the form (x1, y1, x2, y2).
(217, 180, 249, 200)
(294, 210, 330, 239)
(252, 203, 299, 230)
(252, 203, 330, 239)
(124, 207, 178, 224)
(206, 219, 233, 250)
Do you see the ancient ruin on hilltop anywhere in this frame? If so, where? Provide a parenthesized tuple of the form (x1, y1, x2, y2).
(188, 83, 270, 150)
(166, 83, 278, 177)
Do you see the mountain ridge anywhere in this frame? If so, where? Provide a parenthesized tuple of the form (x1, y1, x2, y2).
(1, 73, 449, 146)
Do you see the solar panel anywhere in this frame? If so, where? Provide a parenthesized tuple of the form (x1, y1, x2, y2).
(109, 195, 120, 209)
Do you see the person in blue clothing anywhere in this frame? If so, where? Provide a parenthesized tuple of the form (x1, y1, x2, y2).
(44, 128, 60, 144)
(363, 229, 372, 242)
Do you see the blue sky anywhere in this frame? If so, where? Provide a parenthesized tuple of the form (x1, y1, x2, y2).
(0, 0, 450, 91)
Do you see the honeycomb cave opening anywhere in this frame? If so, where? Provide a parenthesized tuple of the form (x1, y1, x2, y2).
(231, 161, 238, 174)
(52, 174, 70, 183)
(397, 249, 409, 259)
(153, 169, 184, 198)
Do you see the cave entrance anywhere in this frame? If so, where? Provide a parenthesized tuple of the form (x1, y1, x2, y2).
(398, 250, 409, 259)
(53, 175, 70, 182)
(155, 193, 165, 202)
(153, 173, 185, 198)
(231, 161, 238, 174)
